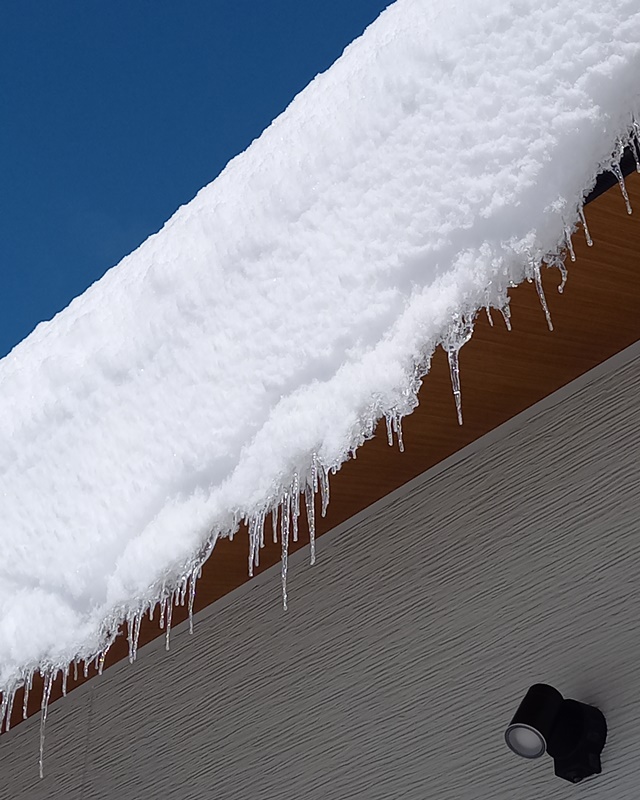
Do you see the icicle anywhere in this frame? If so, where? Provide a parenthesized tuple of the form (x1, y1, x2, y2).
(500, 303, 512, 331)
(394, 412, 404, 453)
(272, 504, 279, 544)
(149, 604, 154, 622)
(83, 660, 89, 679)
(564, 226, 576, 262)
(442, 315, 474, 426)
(632, 120, 640, 172)
(128, 612, 142, 664)
(447, 349, 463, 425)
(281, 492, 291, 611)
(1, 692, 8, 734)
(532, 262, 553, 331)
(485, 306, 494, 326)
(3, 686, 16, 733)
(165, 592, 175, 651)
(611, 152, 633, 214)
(23, 673, 32, 720)
(73, 661, 78, 682)
(39, 671, 54, 779)
(578, 207, 593, 247)
(188, 570, 197, 635)
(384, 412, 394, 447)
(97, 650, 107, 676)
(248, 516, 258, 578)
(159, 595, 167, 630)
(318, 464, 330, 518)
(304, 480, 317, 566)
(291, 474, 300, 543)
(61, 666, 69, 697)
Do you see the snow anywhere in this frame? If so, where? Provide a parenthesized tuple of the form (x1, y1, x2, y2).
(2, 0, 640, 742)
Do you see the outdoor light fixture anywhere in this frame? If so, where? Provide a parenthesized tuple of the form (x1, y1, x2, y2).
(505, 684, 607, 784)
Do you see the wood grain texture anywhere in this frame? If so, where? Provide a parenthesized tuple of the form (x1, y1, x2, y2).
(4, 173, 640, 728)
(1, 339, 639, 799)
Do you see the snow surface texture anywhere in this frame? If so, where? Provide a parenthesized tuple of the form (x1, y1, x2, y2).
(2, 0, 640, 746)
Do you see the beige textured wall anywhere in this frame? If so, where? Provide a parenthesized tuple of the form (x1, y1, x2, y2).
(1, 340, 640, 800)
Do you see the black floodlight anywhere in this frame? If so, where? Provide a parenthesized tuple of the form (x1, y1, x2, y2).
(505, 684, 607, 784)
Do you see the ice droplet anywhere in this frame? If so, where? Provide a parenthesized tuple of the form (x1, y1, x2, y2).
(442, 315, 474, 426)
(532, 262, 553, 331)
(578, 207, 593, 247)
(39, 671, 54, 779)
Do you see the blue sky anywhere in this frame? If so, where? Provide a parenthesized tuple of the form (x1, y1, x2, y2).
(0, 1, 390, 358)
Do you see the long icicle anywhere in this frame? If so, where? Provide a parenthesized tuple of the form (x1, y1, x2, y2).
(281, 491, 291, 611)
(533, 262, 553, 331)
(578, 207, 593, 246)
(39, 670, 54, 779)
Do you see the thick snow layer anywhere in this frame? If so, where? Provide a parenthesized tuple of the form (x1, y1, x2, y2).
(2, 0, 640, 708)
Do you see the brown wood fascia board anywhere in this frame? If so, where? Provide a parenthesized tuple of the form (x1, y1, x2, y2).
(4, 171, 640, 732)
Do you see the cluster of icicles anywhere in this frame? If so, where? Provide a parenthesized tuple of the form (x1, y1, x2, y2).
(2, 131, 639, 778)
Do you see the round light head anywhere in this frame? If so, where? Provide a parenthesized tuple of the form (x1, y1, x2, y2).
(505, 723, 547, 759)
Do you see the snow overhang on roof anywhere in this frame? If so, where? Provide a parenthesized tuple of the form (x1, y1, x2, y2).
(2, 0, 640, 768)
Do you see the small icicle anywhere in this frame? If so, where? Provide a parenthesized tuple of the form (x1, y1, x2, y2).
(4, 686, 16, 733)
(304, 481, 316, 566)
(83, 660, 89, 679)
(632, 120, 640, 172)
(384, 412, 394, 447)
(188, 570, 197, 635)
(73, 661, 78, 682)
(396, 413, 405, 452)
(578, 207, 593, 247)
(165, 592, 175, 651)
(611, 158, 633, 215)
(61, 666, 69, 697)
(159, 595, 167, 630)
(271, 504, 279, 544)
(248, 516, 258, 578)
(281, 492, 291, 611)
(23, 674, 32, 720)
(442, 315, 474, 426)
(97, 650, 107, 676)
(291, 474, 300, 543)
(500, 303, 512, 331)
(485, 306, 494, 327)
(149, 604, 154, 622)
(1, 692, 8, 734)
(532, 262, 553, 331)
(131, 613, 142, 664)
(447, 349, 464, 425)
(564, 226, 576, 262)
(39, 671, 54, 779)
(318, 464, 330, 518)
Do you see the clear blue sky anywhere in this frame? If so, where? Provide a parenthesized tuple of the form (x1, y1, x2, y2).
(0, 1, 390, 358)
